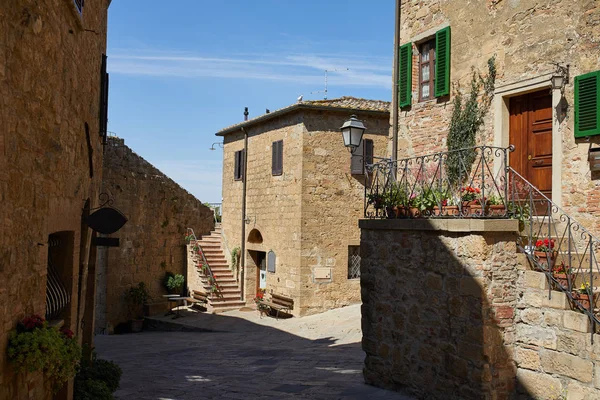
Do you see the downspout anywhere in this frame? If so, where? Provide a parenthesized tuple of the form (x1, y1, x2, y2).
(240, 126, 248, 302)
(391, 0, 401, 172)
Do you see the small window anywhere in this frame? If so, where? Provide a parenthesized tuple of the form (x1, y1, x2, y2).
(267, 251, 276, 273)
(234, 149, 244, 180)
(272, 140, 283, 175)
(351, 139, 373, 175)
(348, 246, 361, 279)
(419, 39, 436, 102)
(99, 54, 109, 144)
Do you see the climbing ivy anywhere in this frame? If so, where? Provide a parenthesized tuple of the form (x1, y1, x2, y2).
(446, 56, 496, 186)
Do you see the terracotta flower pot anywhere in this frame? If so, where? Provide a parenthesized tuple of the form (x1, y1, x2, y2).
(534, 250, 556, 269)
(442, 205, 459, 216)
(394, 206, 408, 218)
(552, 273, 574, 289)
(488, 205, 506, 217)
(572, 292, 593, 311)
(409, 207, 420, 218)
(432, 206, 441, 216)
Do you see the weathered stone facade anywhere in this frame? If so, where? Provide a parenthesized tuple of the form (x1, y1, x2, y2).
(96, 137, 214, 332)
(219, 98, 390, 316)
(0, 0, 110, 398)
(359, 220, 520, 399)
(396, 0, 600, 232)
(360, 220, 600, 399)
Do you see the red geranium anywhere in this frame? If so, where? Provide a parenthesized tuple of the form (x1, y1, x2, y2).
(60, 328, 74, 339)
(535, 238, 555, 252)
(21, 315, 45, 331)
(461, 186, 481, 202)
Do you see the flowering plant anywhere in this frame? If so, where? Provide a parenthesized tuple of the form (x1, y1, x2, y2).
(577, 282, 593, 295)
(254, 289, 269, 312)
(552, 262, 572, 275)
(460, 186, 481, 202)
(8, 315, 81, 391)
(534, 238, 555, 252)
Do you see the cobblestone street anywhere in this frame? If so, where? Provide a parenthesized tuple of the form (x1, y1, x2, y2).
(94, 305, 413, 399)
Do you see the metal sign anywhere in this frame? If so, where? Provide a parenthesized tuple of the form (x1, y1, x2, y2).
(86, 207, 127, 234)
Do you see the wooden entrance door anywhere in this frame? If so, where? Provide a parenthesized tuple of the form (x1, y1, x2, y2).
(509, 90, 553, 199)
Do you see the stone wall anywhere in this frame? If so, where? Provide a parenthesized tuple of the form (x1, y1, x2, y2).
(0, 1, 109, 398)
(395, 0, 600, 234)
(359, 219, 521, 399)
(96, 137, 214, 331)
(299, 111, 389, 315)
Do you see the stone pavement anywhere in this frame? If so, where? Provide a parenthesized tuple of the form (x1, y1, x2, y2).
(94, 304, 414, 400)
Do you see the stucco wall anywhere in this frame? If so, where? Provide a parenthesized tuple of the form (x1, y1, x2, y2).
(0, 0, 109, 398)
(97, 137, 214, 331)
(396, 0, 600, 233)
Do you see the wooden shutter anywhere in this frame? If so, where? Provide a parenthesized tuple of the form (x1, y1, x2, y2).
(351, 139, 365, 174)
(99, 54, 109, 144)
(399, 43, 412, 107)
(435, 26, 451, 98)
(272, 140, 283, 175)
(575, 71, 600, 138)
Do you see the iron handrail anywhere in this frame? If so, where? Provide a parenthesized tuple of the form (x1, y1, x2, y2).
(185, 228, 222, 298)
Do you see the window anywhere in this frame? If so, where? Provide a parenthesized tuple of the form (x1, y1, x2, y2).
(419, 40, 436, 101)
(351, 139, 373, 175)
(234, 149, 244, 180)
(272, 140, 283, 175)
(398, 26, 451, 105)
(575, 70, 600, 138)
(348, 246, 361, 279)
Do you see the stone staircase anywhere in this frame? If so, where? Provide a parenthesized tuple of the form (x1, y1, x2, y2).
(195, 224, 245, 313)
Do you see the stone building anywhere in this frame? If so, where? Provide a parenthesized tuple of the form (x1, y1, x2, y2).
(394, 0, 600, 231)
(217, 97, 390, 316)
(0, 0, 111, 398)
(95, 137, 214, 333)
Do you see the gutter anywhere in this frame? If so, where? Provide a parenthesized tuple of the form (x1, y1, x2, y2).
(239, 126, 248, 302)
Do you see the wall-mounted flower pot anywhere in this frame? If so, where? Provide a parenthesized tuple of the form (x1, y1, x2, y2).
(488, 205, 506, 217)
(534, 251, 556, 269)
(571, 292, 593, 311)
(442, 205, 459, 216)
(552, 273, 574, 289)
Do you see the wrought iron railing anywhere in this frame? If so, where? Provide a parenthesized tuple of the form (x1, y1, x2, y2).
(185, 228, 222, 298)
(365, 146, 511, 219)
(46, 239, 70, 320)
(206, 203, 222, 224)
(508, 168, 600, 337)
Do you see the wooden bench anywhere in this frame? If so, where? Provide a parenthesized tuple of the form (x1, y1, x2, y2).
(258, 293, 294, 319)
(189, 290, 209, 311)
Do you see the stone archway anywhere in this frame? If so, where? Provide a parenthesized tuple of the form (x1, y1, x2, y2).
(247, 228, 263, 244)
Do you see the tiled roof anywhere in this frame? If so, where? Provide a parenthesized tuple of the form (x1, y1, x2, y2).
(216, 96, 390, 136)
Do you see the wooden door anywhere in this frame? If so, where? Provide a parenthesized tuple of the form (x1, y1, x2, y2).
(509, 90, 553, 199)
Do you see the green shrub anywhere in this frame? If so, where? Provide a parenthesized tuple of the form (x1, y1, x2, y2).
(125, 282, 151, 319)
(74, 353, 122, 400)
(165, 274, 184, 293)
(74, 378, 113, 400)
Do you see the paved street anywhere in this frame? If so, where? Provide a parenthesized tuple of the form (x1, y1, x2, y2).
(94, 304, 413, 400)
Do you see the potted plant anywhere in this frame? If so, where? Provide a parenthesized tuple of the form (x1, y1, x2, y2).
(163, 272, 184, 295)
(572, 282, 593, 311)
(552, 262, 574, 289)
(125, 282, 151, 333)
(407, 192, 420, 218)
(487, 194, 506, 216)
(416, 187, 438, 217)
(460, 186, 482, 216)
(533, 238, 556, 270)
(367, 192, 384, 210)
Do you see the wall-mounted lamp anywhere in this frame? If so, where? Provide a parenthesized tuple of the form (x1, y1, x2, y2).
(589, 147, 600, 172)
(550, 63, 570, 92)
(340, 115, 366, 154)
(209, 142, 224, 151)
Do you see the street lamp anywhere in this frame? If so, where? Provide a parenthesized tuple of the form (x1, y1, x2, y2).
(209, 142, 223, 151)
(550, 63, 569, 92)
(340, 115, 366, 154)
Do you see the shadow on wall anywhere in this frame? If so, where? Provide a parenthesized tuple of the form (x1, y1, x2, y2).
(359, 220, 535, 399)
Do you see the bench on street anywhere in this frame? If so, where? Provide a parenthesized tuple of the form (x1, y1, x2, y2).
(258, 293, 294, 319)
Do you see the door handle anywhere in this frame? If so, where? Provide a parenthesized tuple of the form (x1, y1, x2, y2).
(534, 160, 543, 165)
(528, 155, 532, 160)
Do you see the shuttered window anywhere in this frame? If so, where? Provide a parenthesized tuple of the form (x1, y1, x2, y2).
(234, 149, 244, 180)
(272, 140, 283, 175)
(434, 26, 451, 98)
(99, 54, 109, 145)
(575, 71, 600, 138)
(419, 40, 436, 101)
(74, 0, 84, 14)
(267, 251, 276, 273)
(351, 139, 373, 175)
(399, 43, 413, 108)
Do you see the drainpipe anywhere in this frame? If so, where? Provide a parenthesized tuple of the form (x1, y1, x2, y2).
(240, 126, 248, 302)
(391, 0, 401, 173)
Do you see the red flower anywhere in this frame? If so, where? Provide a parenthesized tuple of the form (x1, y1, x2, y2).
(61, 328, 74, 339)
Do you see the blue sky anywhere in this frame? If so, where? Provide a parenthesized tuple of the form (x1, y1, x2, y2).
(107, 1, 394, 203)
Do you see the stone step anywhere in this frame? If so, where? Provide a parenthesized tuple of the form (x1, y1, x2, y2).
(210, 300, 246, 310)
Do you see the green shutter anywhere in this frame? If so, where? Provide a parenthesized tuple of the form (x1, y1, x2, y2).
(398, 43, 412, 107)
(435, 26, 451, 97)
(575, 71, 600, 138)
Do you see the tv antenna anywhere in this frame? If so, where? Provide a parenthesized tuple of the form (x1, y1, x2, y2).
(311, 68, 349, 100)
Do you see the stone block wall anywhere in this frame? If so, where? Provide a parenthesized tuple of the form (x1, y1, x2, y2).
(359, 219, 521, 399)
(299, 111, 389, 315)
(96, 137, 213, 331)
(0, 1, 109, 398)
(515, 270, 600, 399)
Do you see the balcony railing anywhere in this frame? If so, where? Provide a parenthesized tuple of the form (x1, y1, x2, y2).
(364, 145, 511, 219)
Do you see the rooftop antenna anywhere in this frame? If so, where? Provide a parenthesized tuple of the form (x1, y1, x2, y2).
(310, 68, 349, 100)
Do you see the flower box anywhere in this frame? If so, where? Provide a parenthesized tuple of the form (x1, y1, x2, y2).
(572, 292, 593, 311)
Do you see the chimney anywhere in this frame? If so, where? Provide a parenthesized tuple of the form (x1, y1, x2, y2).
(266, 109, 270, 114)
(244, 107, 249, 121)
